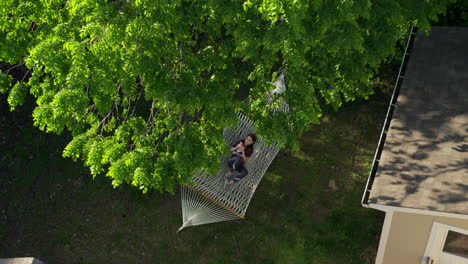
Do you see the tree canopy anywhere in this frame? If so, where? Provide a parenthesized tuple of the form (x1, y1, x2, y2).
(0, 0, 453, 193)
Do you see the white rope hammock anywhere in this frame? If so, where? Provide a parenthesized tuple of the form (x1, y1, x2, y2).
(178, 73, 288, 232)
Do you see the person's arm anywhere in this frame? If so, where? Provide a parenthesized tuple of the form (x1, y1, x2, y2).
(239, 147, 250, 163)
(230, 141, 243, 152)
(230, 145, 238, 152)
(241, 151, 249, 163)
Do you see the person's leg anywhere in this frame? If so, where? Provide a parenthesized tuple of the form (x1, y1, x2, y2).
(227, 155, 244, 169)
(227, 156, 236, 170)
(232, 156, 244, 171)
(224, 171, 236, 187)
(224, 169, 235, 180)
(227, 166, 248, 186)
(226, 156, 242, 174)
(225, 156, 244, 187)
(233, 166, 248, 182)
(225, 156, 237, 177)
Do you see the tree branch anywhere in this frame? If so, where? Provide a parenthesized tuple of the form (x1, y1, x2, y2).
(6, 62, 25, 74)
(112, 85, 121, 122)
(146, 100, 158, 134)
(98, 109, 113, 134)
(123, 96, 132, 122)
(20, 67, 32, 82)
(82, 104, 96, 121)
(130, 82, 144, 118)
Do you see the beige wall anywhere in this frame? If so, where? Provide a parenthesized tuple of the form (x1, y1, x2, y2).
(382, 211, 468, 264)
(0, 258, 44, 264)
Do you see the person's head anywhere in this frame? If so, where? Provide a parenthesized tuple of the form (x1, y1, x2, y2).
(244, 133, 257, 146)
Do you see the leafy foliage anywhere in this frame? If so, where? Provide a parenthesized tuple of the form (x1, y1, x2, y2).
(0, 0, 453, 193)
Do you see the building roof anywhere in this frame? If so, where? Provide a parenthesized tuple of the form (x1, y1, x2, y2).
(368, 27, 468, 215)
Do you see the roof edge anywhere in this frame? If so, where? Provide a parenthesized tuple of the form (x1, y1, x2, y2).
(368, 203, 468, 220)
(361, 25, 418, 206)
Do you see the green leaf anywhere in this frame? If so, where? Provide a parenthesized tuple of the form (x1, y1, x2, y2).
(0, 71, 13, 93)
(7, 82, 28, 110)
(0, 0, 454, 193)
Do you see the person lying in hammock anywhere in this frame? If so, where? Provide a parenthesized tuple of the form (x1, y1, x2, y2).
(224, 133, 257, 187)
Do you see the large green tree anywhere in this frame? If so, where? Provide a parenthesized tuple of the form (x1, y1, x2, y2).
(0, 0, 452, 193)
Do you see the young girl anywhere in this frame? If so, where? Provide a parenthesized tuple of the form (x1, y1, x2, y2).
(224, 133, 257, 187)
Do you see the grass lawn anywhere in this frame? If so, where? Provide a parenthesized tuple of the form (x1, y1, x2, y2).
(0, 68, 395, 263)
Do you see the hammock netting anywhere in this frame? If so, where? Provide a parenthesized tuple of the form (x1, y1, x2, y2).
(178, 73, 288, 232)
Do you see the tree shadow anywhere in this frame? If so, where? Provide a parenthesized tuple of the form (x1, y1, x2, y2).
(453, 144, 468, 152)
(370, 27, 468, 213)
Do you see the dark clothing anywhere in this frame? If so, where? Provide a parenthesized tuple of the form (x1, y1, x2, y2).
(231, 140, 253, 157)
(227, 153, 247, 176)
(225, 169, 247, 183)
(226, 140, 253, 182)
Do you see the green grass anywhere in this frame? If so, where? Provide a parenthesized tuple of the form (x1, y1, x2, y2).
(0, 84, 392, 263)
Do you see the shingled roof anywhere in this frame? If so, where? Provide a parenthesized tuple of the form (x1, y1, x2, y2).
(368, 27, 468, 215)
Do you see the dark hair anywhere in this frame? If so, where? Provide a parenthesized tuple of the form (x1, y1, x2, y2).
(247, 133, 257, 143)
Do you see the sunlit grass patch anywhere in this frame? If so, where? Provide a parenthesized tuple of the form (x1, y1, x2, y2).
(263, 172, 283, 184)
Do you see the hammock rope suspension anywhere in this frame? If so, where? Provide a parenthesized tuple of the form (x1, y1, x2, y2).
(178, 72, 288, 232)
